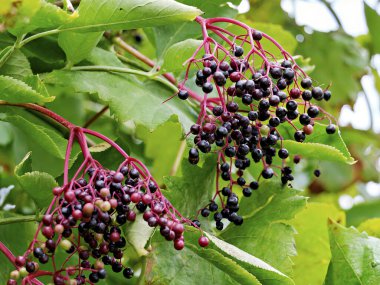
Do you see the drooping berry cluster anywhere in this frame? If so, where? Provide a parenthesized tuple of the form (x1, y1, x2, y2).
(178, 16, 336, 230)
(7, 127, 208, 285)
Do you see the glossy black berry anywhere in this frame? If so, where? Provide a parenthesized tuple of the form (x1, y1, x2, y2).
(301, 77, 312, 89)
(314, 169, 321, 177)
(209, 202, 218, 212)
(307, 106, 319, 118)
(250, 181, 259, 190)
(326, 124, 336, 134)
(234, 46, 244, 57)
(252, 30, 263, 40)
(262, 168, 274, 179)
(294, 131, 306, 142)
(278, 148, 289, 159)
(302, 90, 312, 101)
(312, 87, 324, 101)
(202, 82, 213, 93)
(242, 188, 252, 197)
(299, 113, 311, 125)
(123, 268, 134, 279)
(286, 100, 298, 111)
(201, 208, 210, 217)
(213, 106, 223, 116)
(177, 90, 189, 100)
(248, 111, 258, 121)
(324, 90, 332, 101)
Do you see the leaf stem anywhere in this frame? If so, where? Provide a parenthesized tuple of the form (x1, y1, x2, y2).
(0, 214, 40, 225)
(18, 29, 60, 48)
(70, 65, 178, 92)
(112, 37, 204, 102)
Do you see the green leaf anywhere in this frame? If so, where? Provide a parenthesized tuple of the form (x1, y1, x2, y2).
(163, 154, 216, 218)
(58, 32, 103, 64)
(12, 1, 73, 36)
(358, 218, 380, 239)
(5, 0, 41, 36)
(202, 232, 294, 285)
(324, 220, 380, 284)
(62, 0, 202, 33)
(279, 122, 354, 164)
(364, 3, 380, 55)
(162, 39, 203, 73)
(147, 0, 238, 63)
(146, 237, 242, 285)
(0, 75, 54, 104)
(0, 48, 32, 79)
(2, 115, 67, 160)
(0, 122, 12, 146)
(43, 70, 196, 131)
(147, 228, 293, 285)
(136, 120, 183, 183)
(125, 214, 154, 257)
(289, 203, 345, 285)
(346, 200, 380, 227)
(296, 32, 368, 106)
(221, 179, 307, 275)
(57, 0, 202, 63)
(0, 211, 37, 283)
(14, 152, 57, 208)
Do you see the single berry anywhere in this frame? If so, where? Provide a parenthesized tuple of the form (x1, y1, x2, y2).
(326, 124, 336, 134)
(198, 236, 210, 247)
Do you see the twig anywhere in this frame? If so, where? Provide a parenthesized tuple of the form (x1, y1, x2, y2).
(83, 105, 109, 128)
(321, 0, 343, 28)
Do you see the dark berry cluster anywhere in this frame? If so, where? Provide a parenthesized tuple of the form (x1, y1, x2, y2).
(178, 17, 336, 230)
(8, 152, 208, 284)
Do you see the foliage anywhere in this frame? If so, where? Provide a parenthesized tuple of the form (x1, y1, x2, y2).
(0, 0, 380, 284)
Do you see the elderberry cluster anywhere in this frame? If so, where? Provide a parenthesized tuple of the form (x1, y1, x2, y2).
(178, 25, 336, 230)
(8, 158, 208, 285)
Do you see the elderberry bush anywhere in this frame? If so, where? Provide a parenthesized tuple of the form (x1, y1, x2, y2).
(178, 17, 337, 230)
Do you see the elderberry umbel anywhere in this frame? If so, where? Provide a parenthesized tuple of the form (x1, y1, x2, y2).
(178, 16, 337, 230)
(6, 124, 208, 284)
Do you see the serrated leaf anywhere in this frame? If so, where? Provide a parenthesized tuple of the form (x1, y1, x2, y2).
(14, 152, 56, 208)
(162, 39, 203, 72)
(147, 228, 293, 285)
(289, 203, 345, 285)
(325, 221, 380, 284)
(0, 48, 32, 79)
(0, 75, 54, 104)
(163, 154, 217, 218)
(58, 0, 202, 63)
(279, 122, 354, 164)
(43, 70, 196, 131)
(221, 179, 307, 275)
(202, 232, 294, 285)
